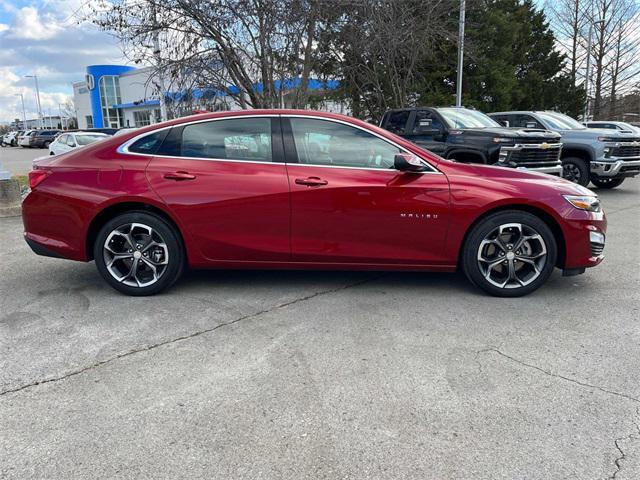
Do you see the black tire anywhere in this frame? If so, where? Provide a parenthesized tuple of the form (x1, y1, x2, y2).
(562, 157, 590, 186)
(93, 211, 185, 296)
(590, 176, 625, 189)
(462, 210, 557, 297)
(43, 141, 51, 148)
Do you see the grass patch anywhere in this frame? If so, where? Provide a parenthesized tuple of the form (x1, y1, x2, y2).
(12, 175, 28, 189)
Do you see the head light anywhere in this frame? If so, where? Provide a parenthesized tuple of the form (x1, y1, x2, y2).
(563, 195, 601, 212)
(492, 137, 515, 143)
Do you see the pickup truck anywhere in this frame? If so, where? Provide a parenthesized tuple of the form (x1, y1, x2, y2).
(489, 111, 640, 188)
(380, 107, 563, 176)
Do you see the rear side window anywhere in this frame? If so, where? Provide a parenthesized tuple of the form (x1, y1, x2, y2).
(384, 111, 410, 134)
(128, 130, 170, 155)
(177, 118, 273, 162)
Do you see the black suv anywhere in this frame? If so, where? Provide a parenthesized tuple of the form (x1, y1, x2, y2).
(30, 130, 62, 148)
(380, 107, 563, 176)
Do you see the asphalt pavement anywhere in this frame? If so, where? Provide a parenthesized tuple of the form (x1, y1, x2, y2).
(0, 145, 48, 176)
(1, 178, 639, 479)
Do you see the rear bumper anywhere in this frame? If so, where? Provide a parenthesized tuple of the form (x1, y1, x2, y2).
(24, 235, 65, 259)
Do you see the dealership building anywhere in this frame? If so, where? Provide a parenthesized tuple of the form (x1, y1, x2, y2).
(73, 65, 345, 130)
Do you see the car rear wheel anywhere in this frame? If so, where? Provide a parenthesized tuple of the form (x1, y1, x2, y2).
(43, 141, 51, 148)
(590, 176, 625, 189)
(562, 157, 590, 186)
(93, 211, 184, 296)
(462, 211, 557, 297)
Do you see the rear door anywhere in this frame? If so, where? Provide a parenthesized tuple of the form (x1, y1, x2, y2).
(144, 116, 291, 262)
(284, 116, 450, 265)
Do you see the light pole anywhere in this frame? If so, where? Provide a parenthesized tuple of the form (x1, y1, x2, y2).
(58, 103, 66, 130)
(15, 93, 27, 130)
(583, 18, 605, 121)
(25, 75, 43, 129)
(456, 0, 466, 107)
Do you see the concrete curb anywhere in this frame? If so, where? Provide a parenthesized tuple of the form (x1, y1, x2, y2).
(0, 205, 22, 218)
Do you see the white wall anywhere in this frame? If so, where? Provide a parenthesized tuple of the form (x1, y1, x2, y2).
(73, 82, 92, 129)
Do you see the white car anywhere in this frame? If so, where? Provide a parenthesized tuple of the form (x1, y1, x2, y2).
(19, 130, 37, 147)
(49, 132, 108, 155)
(1, 131, 18, 146)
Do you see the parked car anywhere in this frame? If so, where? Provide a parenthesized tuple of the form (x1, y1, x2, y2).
(19, 130, 38, 148)
(23, 110, 606, 297)
(49, 132, 108, 155)
(583, 121, 640, 134)
(489, 111, 640, 189)
(29, 130, 62, 148)
(1, 131, 18, 146)
(380, 107, 563, 176)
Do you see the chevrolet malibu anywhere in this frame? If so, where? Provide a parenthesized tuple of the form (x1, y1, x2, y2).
(22, 110, 606, 297)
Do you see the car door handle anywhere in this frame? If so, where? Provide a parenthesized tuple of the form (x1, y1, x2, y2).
(295, 177, 328, 186)
(164, 171, 196, 181)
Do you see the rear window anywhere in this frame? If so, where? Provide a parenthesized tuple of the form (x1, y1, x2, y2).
(384, 111, 410, 135)
(127, 130, 170, 155)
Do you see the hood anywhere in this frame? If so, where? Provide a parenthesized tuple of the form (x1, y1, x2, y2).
(556, 128, 640, 141)
(459, 127, 559, 140)
(438, 158, 595, 195)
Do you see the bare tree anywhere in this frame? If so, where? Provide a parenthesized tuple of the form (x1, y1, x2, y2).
(588, 0, 640, 118)
(90, 0, 334, 111)
(324, 0, 452, 121)
(546, 0, 590, 87)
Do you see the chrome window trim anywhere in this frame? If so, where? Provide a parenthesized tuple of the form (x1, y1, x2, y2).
(117, 113, 442, 174)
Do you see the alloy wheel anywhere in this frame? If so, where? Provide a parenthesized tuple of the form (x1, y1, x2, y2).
(476, 223, 547, 289)
(103, 223, 169, 287)
(563, 163, 581, 183)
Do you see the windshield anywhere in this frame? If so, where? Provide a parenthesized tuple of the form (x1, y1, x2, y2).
(75, 134, 106, 146)
(437, 108, 500, 129)
(537, 112, 586, 130)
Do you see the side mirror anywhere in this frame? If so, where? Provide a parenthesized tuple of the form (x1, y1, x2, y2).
(499, 120, 510, 127)
(394, 153, 427, 172)
(416, 118, 433, 133)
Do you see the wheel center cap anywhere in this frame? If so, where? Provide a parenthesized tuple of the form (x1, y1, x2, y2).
(506, 251, 515, 260)
(133, 251, 142, 259)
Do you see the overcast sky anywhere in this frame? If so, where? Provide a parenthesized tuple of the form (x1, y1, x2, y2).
(0, 0, 126, 123)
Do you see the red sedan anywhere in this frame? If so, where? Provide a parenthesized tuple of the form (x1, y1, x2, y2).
(22, 110, 606, 297)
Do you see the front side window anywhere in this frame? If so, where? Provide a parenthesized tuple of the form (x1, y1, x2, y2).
(57, 134, 68, 144)
(412, 110, 443, 133)
(290, 118, 401, 169)
(178, 118, 272, 161)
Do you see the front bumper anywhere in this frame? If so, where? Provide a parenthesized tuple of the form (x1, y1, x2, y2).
(591, 158, 640, 178)
(561, 208, 607, 270)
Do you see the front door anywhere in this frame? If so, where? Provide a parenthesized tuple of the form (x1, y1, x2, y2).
(284, 117, 450, 265)
(403, 110, 448, 155)
(145, 116, 291, 262)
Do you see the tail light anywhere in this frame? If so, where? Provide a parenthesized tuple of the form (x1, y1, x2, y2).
(28, 169, 51, 189)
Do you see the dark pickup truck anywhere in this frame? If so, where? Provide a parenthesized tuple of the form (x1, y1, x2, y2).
(380, 107, 563, 176)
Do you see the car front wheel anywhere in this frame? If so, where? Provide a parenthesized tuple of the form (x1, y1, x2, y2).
(462, 211, 557, 297)
(93, 211, 185, 296)
(562, 157, 590, 186)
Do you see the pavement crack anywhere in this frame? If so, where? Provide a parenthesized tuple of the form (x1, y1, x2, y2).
(478, 348, 640, 404)
(0, 275, 383, 398)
